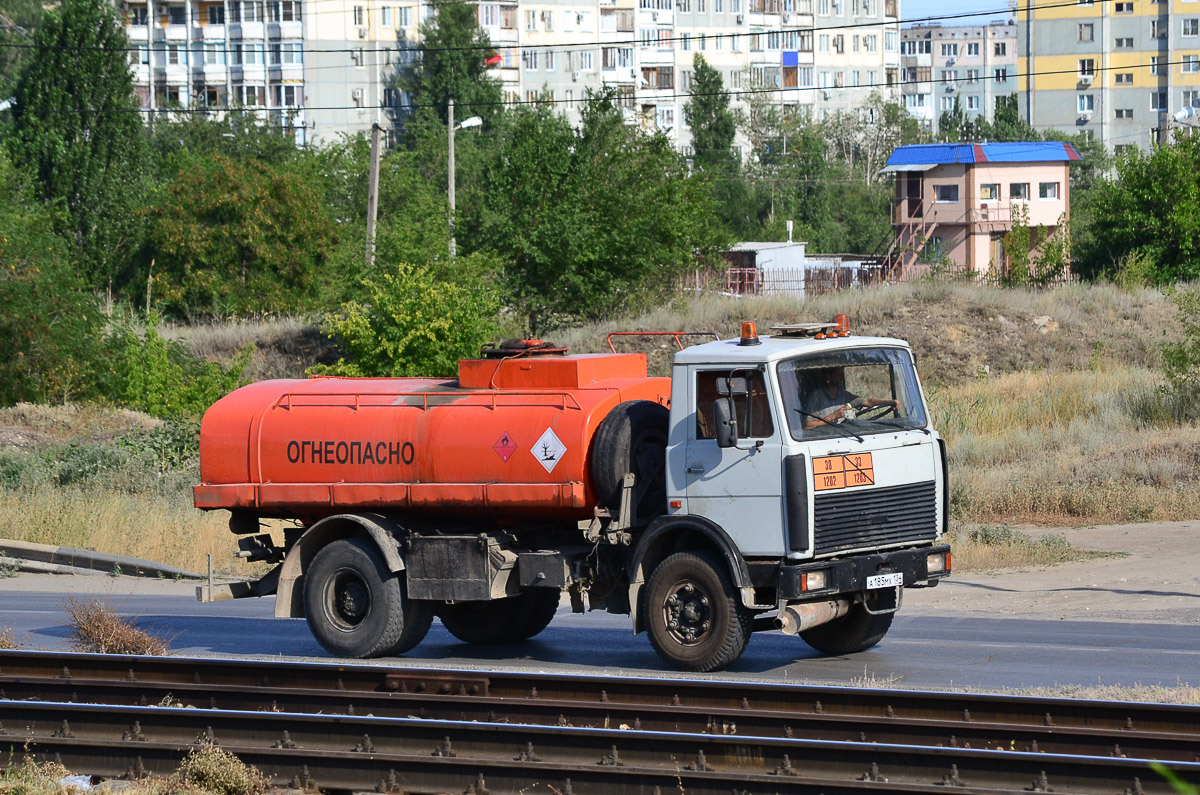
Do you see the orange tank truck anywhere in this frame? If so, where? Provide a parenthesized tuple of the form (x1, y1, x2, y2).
(196, 325, 952, 673)
(195, 351, 669, 523)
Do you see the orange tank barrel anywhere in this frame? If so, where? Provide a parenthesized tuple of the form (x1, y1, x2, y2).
(195, 353, 670, 521)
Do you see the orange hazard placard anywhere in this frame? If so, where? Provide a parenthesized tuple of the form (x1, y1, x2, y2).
(813, 453, 875, 492)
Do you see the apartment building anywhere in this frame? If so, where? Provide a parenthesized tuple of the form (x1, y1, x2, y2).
(122, 0, 901, 149)
(1018, 0, 1200, 153)
(900, 21, 1017, 134)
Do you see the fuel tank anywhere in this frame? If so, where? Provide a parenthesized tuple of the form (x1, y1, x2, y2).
(194, 352, 670, 522)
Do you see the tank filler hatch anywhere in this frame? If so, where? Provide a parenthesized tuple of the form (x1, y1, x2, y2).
(459, 339, 649, 390)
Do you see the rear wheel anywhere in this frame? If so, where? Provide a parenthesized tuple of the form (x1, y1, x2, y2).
(303, 538, 433, 658)
(438, 589, 550, 644)
(513, 589, 561, 641)
(799, 603, 894, 656)
(645, 551, 751, 672)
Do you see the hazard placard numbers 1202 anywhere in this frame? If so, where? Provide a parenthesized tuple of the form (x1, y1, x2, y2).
(812, 453, 875, 492)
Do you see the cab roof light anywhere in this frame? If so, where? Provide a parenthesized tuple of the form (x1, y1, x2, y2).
(739, 321, 762, 346)
(834, 313, 851, 337)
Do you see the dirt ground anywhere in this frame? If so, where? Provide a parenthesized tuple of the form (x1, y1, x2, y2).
(905, 520, 1200, 625)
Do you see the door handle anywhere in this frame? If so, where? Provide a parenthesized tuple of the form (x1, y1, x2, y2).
(686, 465, 705, 473)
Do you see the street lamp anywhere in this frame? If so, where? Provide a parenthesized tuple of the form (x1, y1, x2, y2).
(448, 99, 483, 258)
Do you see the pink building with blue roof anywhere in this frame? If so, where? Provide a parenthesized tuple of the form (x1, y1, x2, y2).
(881, 142, 1080, 276)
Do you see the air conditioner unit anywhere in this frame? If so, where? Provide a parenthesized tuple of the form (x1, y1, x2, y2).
(352, 88, 364, 100)
(1079, 111, 1092, 121)
(782, 12, 790, 22)
(357, 26, 367, 38)
(651, 11, 658, 20)
(1079, 73, 1093, 84)
(736, 13, 745, 23)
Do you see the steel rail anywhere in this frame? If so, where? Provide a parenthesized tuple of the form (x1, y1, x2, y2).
(2, 699, 1192, 795)
(2, 649, 1197, 738)
(3, 672, 1198, 763)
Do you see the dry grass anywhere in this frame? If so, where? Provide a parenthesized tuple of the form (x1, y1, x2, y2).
(161, 316, 336, 381)
(0, 625, 22, 650)
(0, 745, 268, 795)
(0, 485, 240, 574)
(64, 596, 171, 656)
(935, 367, 1200, 525)
(175, 742, 268, 795)
(944, 525, 1116, 572)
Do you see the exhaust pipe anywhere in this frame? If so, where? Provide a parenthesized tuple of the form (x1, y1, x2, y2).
(777, 599, 853, 635)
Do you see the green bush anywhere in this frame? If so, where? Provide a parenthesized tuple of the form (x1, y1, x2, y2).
(106, 314, 253, 419)
(1163, 286, 1200, 396)
(312, 261, 499, 378)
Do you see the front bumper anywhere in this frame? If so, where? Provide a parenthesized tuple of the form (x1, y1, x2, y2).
(776, 544, 951, 601)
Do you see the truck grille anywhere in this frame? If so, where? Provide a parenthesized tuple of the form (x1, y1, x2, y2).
(813, 480, 937, 556)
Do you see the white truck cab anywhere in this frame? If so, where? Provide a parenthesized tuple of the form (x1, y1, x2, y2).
(632, 319, 951, 671)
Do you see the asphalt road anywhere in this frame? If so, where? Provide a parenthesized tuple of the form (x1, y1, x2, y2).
(3, 578, 1198, 691)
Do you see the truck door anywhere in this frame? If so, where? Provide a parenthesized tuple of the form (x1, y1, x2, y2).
(685, 367, 786, 557)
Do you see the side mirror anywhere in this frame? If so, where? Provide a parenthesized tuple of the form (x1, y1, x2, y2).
(713, 398, 738, 449)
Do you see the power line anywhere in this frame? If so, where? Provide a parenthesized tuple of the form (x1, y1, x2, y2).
(10, 54, 1190, 116)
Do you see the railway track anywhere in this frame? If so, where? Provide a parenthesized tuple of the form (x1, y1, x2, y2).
(1, 649, 1198, 793)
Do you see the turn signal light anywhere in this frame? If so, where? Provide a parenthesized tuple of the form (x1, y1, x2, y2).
(801, 569, 829, 591)
(739, 321, 761, 346)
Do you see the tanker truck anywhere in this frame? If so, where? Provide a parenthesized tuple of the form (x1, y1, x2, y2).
(195, 316, 951, 672)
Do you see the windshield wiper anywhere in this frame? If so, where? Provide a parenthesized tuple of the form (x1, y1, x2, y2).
(873, 418, 931, 435)
(793, 409, 865, 443)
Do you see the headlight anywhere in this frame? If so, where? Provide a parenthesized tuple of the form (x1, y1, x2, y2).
(927, 552, 950, 574)
(802, 569, 829, 591)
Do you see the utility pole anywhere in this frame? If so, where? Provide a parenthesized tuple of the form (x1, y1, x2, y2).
(448, 98, 456, 258)
(366, 123, 381, 268)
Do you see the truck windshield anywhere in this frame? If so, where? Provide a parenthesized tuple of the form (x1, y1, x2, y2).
(777, 348, 927, 441)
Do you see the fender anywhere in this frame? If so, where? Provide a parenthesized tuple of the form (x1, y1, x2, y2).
(627, 514, 754, 634)
(275, 513, 407, 619)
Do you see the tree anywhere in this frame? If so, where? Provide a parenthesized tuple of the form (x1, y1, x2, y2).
(312, 262, 500, 378)
(9, 0, 147, 290)
(0, 0, 45, 107)
(684, 54, 737, 169)
(144, 152, 338, 318)
(396, 0, 502, 138)
(468, 92, 724, 332)
(977, 94, 1038, 142)
(1073, 134, 1200, 283)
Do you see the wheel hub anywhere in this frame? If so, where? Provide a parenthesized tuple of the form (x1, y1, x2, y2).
(662, 581, 712, 646)
(328, 571, 370, 628)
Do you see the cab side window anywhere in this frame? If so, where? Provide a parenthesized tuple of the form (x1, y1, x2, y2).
(695, 370, 774, 439)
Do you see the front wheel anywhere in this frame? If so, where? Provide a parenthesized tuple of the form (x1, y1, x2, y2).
(303, 538, 433, 658)
(645, 551, 751, 672)
(799, 603, 894, 656)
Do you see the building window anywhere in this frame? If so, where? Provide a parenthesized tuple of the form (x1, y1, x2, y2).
(1078, 23, 1093, 42)
(967, 41, 980, 56)
(1115, 37, 1133, 48)
(1185, 19, 1200, 37)
(545, 51, 555, 71)
(1078, 58, 1094, 77)
(130, 6, 149, 24)
(934, 184, 959, 203)
(1184, 54, 1200, 73)
(270, 42, 303, 64)
(353, 5, 364, 24)
(268, 1, 300, 21)
(1115, 72, 1133, 84)
(1151, 90, 1167, 110)
(1010, 182, 1029, 200)
(1038, 182, 1059, 200)
(1114, 144, 1133, 156)
(994, 67, 1008, 82)
(967, 95, 979, 110)
(274, 85, 303, 107)
(1115, 108, 1133, 118)
(941, 43, 957, 57)
(207, 6, 224, 23)
(166, 6, 186, 24)
(966, 68, 979, 83)
(237, 85, 265, 106)
(1150, 56, 1164, 74)
(235, 43, 264, 65)
(381, 6, 391, 25)
(522, 49, 538, 69)
(1078, 93, 1094, 113)
(980, 183, 999, 200)
(941, 69, 957, 87)
(993, 42, 1006, 56)
(130, 44, 150, 65)
(1184, 89, 1200, 107)
(1151, 19, 1163, 38)
(526, 10, 536, 30)
(400, 7, 412, 26)
(542, 10, 553, 30)
(203, 43, 226, 64)
(1114, 2, 1132, 11)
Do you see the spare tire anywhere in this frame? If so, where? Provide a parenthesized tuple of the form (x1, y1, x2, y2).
(589, 400, 669, 522)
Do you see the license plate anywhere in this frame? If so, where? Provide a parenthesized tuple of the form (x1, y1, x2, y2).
(867, 572, 903, 589)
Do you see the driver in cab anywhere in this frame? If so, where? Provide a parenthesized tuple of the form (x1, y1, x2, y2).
(804, 367, 896, 430)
